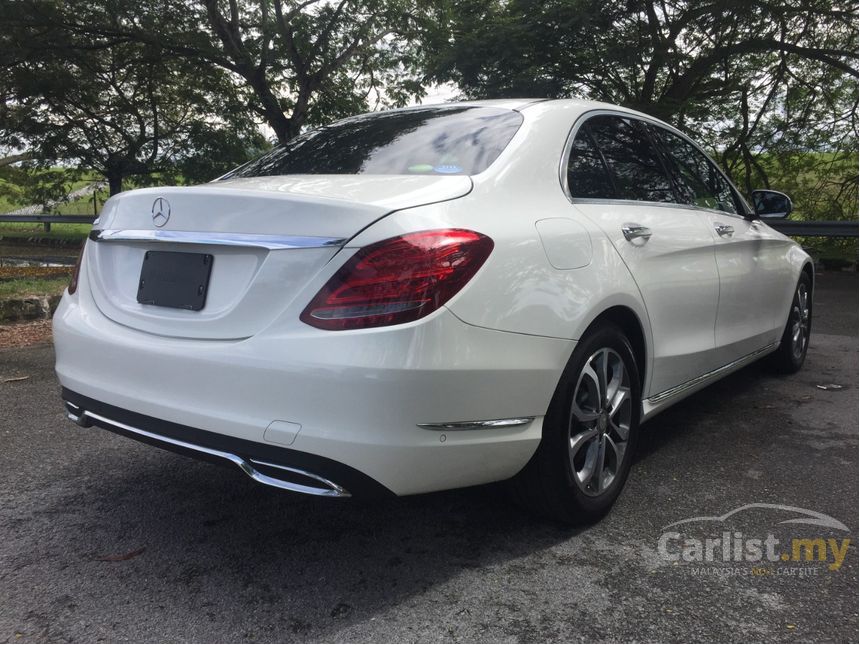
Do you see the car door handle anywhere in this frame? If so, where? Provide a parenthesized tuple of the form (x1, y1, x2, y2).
(715, 223, 735, 237)
(622, 223, 652, 242)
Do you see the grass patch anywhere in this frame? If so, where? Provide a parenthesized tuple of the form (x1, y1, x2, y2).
(0, 189, 105, 216)
(55, 186, 107, 216)
(0, 223, 91, 235)
(0, 277, 69, 299)
(0, 223, 91, 245)
(800, 237, 858, 266)
(0, 265, 73, 279)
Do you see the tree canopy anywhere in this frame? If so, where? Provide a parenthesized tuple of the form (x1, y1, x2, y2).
(1, 2, 270, 194)
(421, 0, 858, 219)
(51, 0, 429, 142)
(1, 0, 428, 194)
(0, 0, 856, 219)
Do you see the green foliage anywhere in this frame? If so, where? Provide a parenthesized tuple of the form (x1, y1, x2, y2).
(173, 123, 271, 185)
(0, 166, 82, 213)
(0, 226, 91, 243)
(423, 0, 859, 224)
(728, 151, 858, 262)
(0, 277, 69, 299)
(20, 0, 433, 143)
(0, 1, 267, 194)
(1, 0, 434, 193)
(0, 0, 856, 237)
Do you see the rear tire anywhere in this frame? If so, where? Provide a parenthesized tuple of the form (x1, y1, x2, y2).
(510, 324, 641, 525)
(769, 271, 812, 374)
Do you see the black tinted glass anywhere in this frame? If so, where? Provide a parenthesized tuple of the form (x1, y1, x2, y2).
(653, 127, 739, 214)
(222, 107, 523, 178)
(753, 191, 790, 216)
(586, 116, 675, 203)
(568, 126, 615, 198)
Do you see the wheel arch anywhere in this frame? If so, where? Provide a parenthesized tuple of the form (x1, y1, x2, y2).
(801, 260, 814, 293)
(578, 305, 649, 393)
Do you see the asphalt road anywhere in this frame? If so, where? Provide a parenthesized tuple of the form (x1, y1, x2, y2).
(1, 271, 857, 643)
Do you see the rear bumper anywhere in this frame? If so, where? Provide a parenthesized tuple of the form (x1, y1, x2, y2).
(62, 389, 389, 498)
(53, 288, 574, 496)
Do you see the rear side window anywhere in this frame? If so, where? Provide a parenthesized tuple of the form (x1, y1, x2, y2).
(584, 116, 675, 203)
(652, 127, 739, 214)
(221, 106, 523, 178)
(567, 126, 615, 198)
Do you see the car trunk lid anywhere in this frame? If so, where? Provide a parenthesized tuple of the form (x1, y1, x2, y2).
(86, 175, 472, 340)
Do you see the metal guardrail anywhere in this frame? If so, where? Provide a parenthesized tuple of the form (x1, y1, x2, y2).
(0, 213, 858, 237)
(765, 220, 858, 237)
(0, 214, 97, 232)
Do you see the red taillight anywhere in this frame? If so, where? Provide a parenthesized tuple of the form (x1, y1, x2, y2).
(301, 229, 494, 331)
(67, 243, 85, 295)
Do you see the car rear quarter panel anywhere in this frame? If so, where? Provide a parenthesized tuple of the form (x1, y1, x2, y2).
(346, 102, 655, 392)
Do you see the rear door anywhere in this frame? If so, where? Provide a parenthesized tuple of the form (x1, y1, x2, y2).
(567, 113, 721, 397)
(649, 125, 789, 365)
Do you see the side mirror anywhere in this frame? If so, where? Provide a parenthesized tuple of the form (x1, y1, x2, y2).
(751, 189, 793, 219)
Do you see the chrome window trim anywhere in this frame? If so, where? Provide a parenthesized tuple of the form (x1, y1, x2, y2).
(569, 196, 750, 221)
(89, 229, 346, 250)
(559, 109, 754, 218)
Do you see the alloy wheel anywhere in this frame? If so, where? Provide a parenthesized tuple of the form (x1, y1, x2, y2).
(791, 282, 810, 360)
(568, 347, 632, 496)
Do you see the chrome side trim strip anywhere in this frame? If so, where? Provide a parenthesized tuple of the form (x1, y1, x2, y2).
(65, 404, 350, 497)
(417, 417, 535, 431)
(646, 342, 779, 406)
(90, 229, 346, 250)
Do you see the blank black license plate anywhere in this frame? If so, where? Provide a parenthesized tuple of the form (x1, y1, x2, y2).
(137, 250, 214, 311)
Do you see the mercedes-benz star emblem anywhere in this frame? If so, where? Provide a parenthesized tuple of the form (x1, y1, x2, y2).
(152, 197, 171, 227)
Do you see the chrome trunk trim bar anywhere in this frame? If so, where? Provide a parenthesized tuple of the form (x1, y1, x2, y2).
(89, 229, 346, 250)
(64, 402, 350, 497)
(417, 417, 535, 431)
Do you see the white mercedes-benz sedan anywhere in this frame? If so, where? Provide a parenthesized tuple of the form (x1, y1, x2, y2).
(54, 99, 812, 523)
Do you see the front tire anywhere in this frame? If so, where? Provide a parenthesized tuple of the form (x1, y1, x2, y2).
(510, 324, 641, 524)
(769, 271, 812, 374)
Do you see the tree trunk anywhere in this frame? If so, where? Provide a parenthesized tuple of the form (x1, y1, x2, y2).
(107, 173, 123, 196)
(246, 67, 295, 143)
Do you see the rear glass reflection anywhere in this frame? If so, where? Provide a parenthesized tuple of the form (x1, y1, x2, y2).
(222, 107, 524, 178)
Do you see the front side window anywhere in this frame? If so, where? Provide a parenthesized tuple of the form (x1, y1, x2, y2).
(584, 115, 675, 203)
(221, 106, 524, 178)
(652, 127, 739, 214)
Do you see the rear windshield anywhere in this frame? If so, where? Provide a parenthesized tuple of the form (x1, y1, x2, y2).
(221, 106, 523, 178)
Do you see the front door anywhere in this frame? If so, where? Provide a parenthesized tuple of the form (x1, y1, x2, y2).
(701, 213, 792, 364)
(649, 124, 789, 365)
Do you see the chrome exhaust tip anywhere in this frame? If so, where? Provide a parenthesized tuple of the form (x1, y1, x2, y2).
(65, 402, 93, 428)
(61, 400, 349, 497)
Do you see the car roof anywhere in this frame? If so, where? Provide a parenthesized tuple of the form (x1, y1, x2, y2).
(385, 98, 549, 112)
(442, 98, 551, 110)
(521, 98, 660, 120)
(409, 97, 657, 120)
(352, 98, 658, 125)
